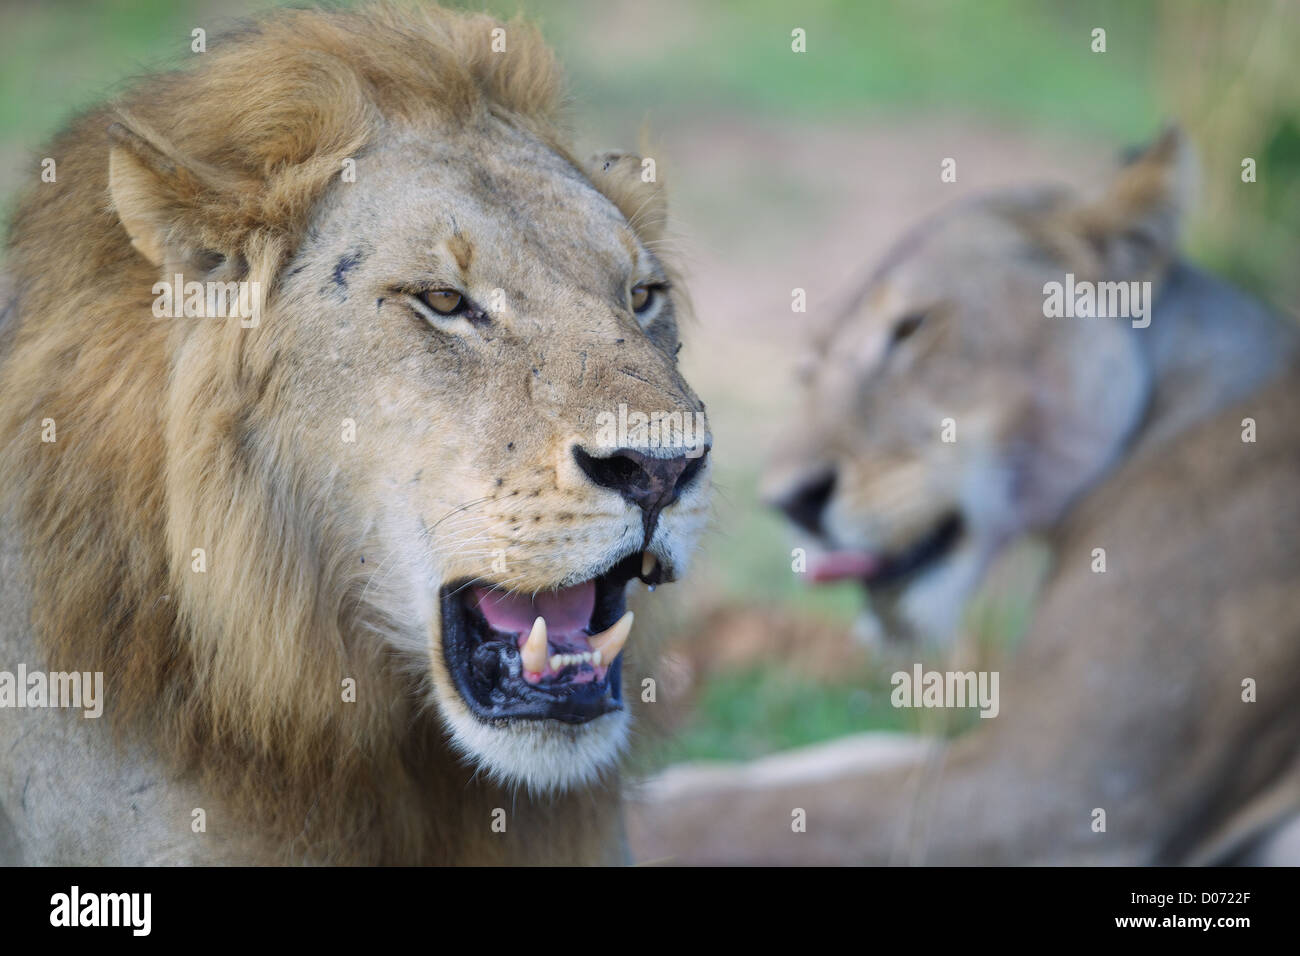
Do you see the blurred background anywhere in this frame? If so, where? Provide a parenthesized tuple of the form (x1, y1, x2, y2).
(3, 0, 1297, 768)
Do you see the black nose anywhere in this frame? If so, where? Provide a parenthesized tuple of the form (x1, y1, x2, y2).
(573, 446, 708, 526)
(774, 470, 836, 536)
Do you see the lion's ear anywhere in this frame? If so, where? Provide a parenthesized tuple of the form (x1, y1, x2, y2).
(587, 151, 667, 243)
(1067, 126, 1197, 279)
(107, 121, 235, 270)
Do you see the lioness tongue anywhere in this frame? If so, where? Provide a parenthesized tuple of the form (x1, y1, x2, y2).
(473, 581, 596, 638)
(809, 551, 881, 583)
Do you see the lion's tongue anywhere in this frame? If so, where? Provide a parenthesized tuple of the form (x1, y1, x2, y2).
(472, 581, 596, 640)
(809, 551, 881, 583)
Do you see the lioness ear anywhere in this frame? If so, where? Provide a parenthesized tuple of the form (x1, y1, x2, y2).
(1068, 126, 1197, 279)
(107, 121, 234, 270)
(587, 151, 667, 243)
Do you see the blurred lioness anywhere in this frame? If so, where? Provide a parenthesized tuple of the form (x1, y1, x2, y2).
(628, 130, 1300, 864)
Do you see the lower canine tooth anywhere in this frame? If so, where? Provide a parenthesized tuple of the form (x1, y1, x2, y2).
(522, 617, 548, 674)
(589, 611, 634, 663)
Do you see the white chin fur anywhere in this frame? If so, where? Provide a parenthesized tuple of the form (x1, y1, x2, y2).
(438, 701, 630, 794)
(888, 539, 988, 644)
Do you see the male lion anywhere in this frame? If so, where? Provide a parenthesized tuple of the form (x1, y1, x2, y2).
(0, 4, 710, 865)
(628, 130, 1300, 865)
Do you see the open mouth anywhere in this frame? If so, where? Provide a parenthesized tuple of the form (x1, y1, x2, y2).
(810, 512, 964, 590)
(441, 551, 667, 724)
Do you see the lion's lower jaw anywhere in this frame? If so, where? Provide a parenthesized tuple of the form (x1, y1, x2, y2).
(439, 704, 631, 794)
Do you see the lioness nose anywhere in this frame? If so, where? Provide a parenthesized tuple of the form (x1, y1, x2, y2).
(772, 470, 836, 536)
(573, 446, 708, 519)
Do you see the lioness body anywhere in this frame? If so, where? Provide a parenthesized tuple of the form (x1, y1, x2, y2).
(629, 134, 1300, 864)
(632, 355, 1300, 864)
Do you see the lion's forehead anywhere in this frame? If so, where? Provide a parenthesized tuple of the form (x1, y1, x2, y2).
(326, 125, 632, 265)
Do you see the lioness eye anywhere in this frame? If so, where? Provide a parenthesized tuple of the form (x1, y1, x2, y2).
(418, 290, 464, 315)
(889, 311, 925, 347)
(630, 283, 656, 314)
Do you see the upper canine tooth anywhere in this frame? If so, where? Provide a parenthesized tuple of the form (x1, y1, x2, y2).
(589, 611, 634, 663)
(523, 616, 548, 674)
(641, 552, 657, 579)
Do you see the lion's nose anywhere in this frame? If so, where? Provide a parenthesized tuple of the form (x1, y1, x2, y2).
(573, 445, 708, 520)
(771, 469, 836, 536)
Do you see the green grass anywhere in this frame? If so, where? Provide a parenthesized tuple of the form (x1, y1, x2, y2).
(661, 662, 982, 764)
(0, 0, 243, 146)
(2, 1, 1163, 169)
(665, 666, 901, 762)
(555, 0, 1161, 140)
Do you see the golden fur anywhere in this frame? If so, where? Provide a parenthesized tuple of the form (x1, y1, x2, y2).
(0, 3, 709, 864)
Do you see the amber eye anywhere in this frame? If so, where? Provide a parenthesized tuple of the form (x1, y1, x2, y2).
(418, 290, 464, 315)
(630, 283, 656, 314)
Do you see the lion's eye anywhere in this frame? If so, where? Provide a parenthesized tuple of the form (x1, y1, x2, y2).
(418, 290, 465, 315)
(630, 283, 657, 314)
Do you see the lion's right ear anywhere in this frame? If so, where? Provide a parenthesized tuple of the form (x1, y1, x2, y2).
(586, 151, 667, 244)
(107, 121, 233, 269)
